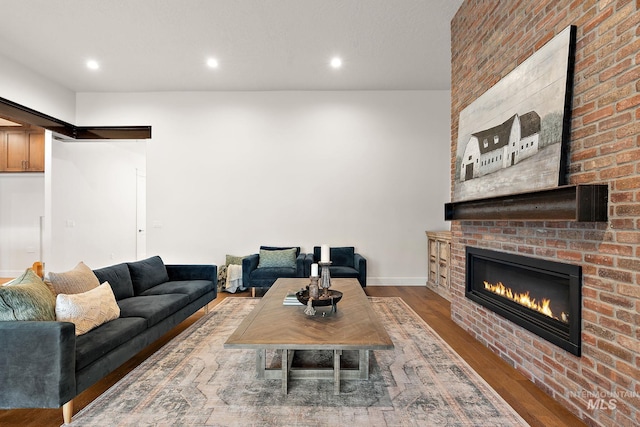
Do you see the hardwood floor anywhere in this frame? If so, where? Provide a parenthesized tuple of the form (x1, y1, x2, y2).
(0, 286, 586, 426)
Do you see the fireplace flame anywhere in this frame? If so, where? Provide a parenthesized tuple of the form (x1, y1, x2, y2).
(483, 281, 568, 323)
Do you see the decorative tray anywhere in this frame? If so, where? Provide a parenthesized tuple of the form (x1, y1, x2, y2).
(295, 289, 343, 307)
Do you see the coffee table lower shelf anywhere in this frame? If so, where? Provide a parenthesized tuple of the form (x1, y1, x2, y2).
(256, 348, 370, 395)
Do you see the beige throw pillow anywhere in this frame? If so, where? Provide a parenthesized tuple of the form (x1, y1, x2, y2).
(55, 282, 120, 335)
(45, 261, 100, 296)
(226, 255, 246, 265)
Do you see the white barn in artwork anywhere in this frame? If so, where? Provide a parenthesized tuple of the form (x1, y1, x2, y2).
(460, 111, 541, 181)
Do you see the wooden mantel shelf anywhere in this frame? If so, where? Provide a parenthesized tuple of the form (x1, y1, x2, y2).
(445, 184, 608, 222)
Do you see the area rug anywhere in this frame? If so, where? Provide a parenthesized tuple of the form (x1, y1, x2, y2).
(68, 298, 529, 426)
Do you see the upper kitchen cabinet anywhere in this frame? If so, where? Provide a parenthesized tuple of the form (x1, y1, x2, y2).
(0, 129, 45, 172)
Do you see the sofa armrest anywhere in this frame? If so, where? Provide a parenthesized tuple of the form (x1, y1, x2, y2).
(166, 264, 218, 284)
(242, 254, 259, 288)
(0, 321, 76, 408)
(354, 253, 367, 287)
(296, 253, 308, 277)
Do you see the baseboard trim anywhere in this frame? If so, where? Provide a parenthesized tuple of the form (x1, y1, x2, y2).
(367, 277, 427, 286)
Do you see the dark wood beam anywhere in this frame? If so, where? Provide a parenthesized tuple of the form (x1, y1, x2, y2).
(0, 96, 151, 140)
(74, 126, 152, 140)
(0, 96, 75, 137)
(445, 184, 609, 222)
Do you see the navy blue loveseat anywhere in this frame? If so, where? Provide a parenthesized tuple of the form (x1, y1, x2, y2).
(242, 246, 310, 290)
(0, 256, 217, 424)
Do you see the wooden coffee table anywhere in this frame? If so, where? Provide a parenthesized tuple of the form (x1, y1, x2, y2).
(224, 277, 394, 394)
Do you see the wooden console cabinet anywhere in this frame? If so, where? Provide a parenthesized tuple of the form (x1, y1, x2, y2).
(426, 231, 452, 301)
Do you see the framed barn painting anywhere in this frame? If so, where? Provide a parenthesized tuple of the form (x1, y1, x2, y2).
(453, 25, 576, 202)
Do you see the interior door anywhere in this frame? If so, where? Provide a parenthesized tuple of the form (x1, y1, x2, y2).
(136, 169, 146, 260)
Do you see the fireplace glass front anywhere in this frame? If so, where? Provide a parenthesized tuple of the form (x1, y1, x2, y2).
(466, 247, 581, 356)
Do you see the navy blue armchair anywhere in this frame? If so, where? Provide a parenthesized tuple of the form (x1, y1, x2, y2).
(242, 246, 310, 290)
(310, 246, 367, 287)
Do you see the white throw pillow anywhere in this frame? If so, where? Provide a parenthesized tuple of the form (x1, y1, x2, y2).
(55, 282, 120, 335)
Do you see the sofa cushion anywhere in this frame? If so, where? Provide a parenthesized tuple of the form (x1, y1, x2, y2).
(127, 256, 170, 295)
(0, 269, 56, 321)
(117, 294, 189, 328)
(75, 317, 147, 371)
(329, 266, 359, 278)
(139, 280, 214, 303)
(251, 266, 297, 279)
(258, 248, 297, 268)
(55, 282, 121, 336)
(313, 247, 355, 268)
(330, 247, 355, 268)
(45, 262, 100, 296)
(93, 263, 134, 300)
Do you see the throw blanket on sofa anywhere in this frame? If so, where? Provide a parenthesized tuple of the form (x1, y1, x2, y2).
(224, 264, 245, 293)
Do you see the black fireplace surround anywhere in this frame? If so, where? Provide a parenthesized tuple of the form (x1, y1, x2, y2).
(465, 247, 581, 356)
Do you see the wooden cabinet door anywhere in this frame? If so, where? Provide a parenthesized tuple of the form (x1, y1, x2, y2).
(26, 132, 45, 171)
(0, 130, 5, 171)
(0, 130, 45, 172)
(428, 238, 438, 284)
(425, 231, 452, 300)
(3, 131, 29, 171)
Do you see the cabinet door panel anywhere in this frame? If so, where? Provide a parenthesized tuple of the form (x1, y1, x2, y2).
(426, 231, 452, 300)
(27, 132, 45, 171)
(5, 132, 28, 171)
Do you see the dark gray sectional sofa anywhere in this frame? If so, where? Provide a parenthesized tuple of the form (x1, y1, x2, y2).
(0, 256, 217, 424)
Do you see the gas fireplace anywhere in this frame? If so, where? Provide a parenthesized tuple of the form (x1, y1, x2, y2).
(465, 247, 581, 356)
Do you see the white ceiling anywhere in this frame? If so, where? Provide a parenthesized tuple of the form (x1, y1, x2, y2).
(0, 0, 462, 93)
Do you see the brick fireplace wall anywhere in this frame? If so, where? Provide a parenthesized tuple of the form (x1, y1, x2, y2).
(450, 1, 639, 426)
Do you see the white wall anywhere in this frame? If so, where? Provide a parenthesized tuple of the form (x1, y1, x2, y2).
(0, 174, 44, 277)
(0, 53, 76, 123)
(0, 135, 144, 275)
(45, 138, 145, 271)
(76, 90, 450, 284)
(0, 50, 449, 284)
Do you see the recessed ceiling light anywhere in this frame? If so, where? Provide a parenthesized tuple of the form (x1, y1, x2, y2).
(330, 57, 343, 69)
(86, 59, 100, 70)
(206, 57, 219, 68)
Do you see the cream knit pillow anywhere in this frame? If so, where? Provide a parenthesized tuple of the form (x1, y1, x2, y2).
(55, 282, 120, 335)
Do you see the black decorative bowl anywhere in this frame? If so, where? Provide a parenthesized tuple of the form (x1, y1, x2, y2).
(296, 289, 343, 307)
